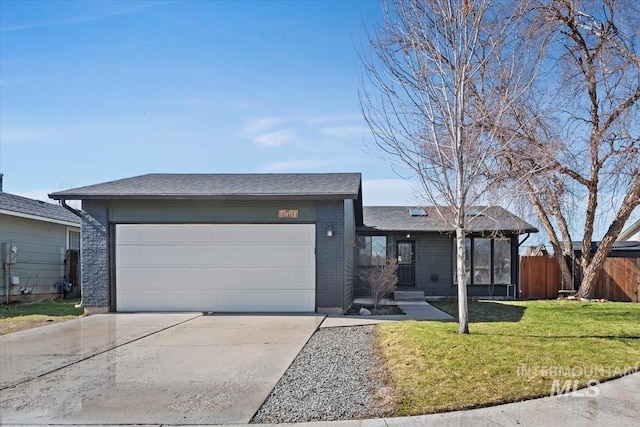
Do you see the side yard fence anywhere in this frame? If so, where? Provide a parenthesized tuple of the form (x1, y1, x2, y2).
(520, 256, 640, 302)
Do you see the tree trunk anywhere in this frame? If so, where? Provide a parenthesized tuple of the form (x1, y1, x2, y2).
(576, 177, 640, 298)
(456, 226, 469, 334)
(524, 180, 573, 290)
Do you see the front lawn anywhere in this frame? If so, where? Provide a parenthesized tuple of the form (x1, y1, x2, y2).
(0, 300, 83, 335)
(376, 300, 640, 415)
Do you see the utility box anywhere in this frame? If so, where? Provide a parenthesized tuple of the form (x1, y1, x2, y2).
(2, 243, 17, 264)
(11, 276, 19, 285)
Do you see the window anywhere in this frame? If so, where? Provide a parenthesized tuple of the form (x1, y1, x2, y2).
(455, 237, 512, 285)
(473, 238, 491, 284)
(68, 229, 80, 251)
(358, 236, 387, 266)
(464, 238, 471, 284)
(493, 238, 512, 284)
(409, 207, 428, 216)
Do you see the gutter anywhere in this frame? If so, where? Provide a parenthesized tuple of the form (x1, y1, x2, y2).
(61, 199, 84, 218)
(59, 199, 84, 310)
(518, 233, 531, 247)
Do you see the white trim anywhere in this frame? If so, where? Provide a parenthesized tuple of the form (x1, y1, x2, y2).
(66, 227, 81, 250)
(618, 219, 640, 241)
(0, 209, 80, 227)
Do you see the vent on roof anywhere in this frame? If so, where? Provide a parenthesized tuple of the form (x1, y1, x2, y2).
(409, 207, 428, 216)
(466, 207, 485, 216)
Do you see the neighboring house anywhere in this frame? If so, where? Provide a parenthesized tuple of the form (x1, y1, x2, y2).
(50, 173, 536, 314)
(524, 244, 549, 257)
(617, 219, 640, 242)
(0, 175, 81, 302)
(572, 241, 640, 259)
(356, 206, 537, 299)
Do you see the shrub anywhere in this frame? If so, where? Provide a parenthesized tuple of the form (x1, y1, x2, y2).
(358, 256, 398, 309)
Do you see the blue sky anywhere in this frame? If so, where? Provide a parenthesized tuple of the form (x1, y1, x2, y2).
(1, 1, 635, 243)
(0, 0, 421, 205)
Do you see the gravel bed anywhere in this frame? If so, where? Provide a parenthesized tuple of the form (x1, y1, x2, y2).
(251, 325, 393, 423)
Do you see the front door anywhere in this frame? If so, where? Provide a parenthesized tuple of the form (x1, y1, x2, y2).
(396, 241, 416, 287)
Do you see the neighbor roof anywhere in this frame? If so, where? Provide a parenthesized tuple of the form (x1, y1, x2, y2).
(572, 240, 640, 258)
(359, 206, 537, 234)
(0, 191, 81, 226)
(617, 219, 640, 241)
(49, 173, 363, 201)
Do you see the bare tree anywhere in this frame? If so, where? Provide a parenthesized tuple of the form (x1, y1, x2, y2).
(357, 256, 399, 310)
(503, 0, 640, 298)
(361, 0, 544, 333)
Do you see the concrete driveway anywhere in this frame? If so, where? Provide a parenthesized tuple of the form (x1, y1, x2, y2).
(0, 313, 324, 424)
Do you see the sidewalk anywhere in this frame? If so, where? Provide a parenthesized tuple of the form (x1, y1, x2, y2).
(320, 299, 454, 328)
(247, 371, 640, 427)
(38, 371, 640, 426)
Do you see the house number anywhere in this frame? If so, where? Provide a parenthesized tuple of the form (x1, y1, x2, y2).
(278, 209, 299, 219)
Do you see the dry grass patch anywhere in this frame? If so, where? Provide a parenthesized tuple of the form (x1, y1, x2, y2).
(0, 300, 83, 335)
(376, 300, 640, 415)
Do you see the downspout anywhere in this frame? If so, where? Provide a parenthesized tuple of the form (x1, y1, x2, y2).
(518, 233, 531, 248)
(60, 199, 83, 218)
(515, 233, 531, 300)
(60, 199, 83, 308)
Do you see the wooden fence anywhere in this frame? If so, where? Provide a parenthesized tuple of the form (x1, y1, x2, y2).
(520, 256, 640, 302)
(520, 256, 562, 299)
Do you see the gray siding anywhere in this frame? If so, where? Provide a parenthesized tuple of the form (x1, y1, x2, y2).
(355, 232, 522, 298)
(343, 199, 355, 310)
(81, 200, 110, 308)
(0, 214, 77, 296)
(80, 197, 351, 312)
(109, 200, 316, 223)
(316, 200, 346, 311)
(414, 234, 454, 296)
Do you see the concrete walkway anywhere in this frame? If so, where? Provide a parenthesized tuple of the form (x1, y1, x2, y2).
(0, 314, 324, 425)
(19, 370, 640, 426)
(0, 313, 200, 389)
(320, 299, 454, 327)
(2, 310, 637, 426)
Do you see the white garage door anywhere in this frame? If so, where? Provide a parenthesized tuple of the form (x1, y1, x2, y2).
(115, 224, 316, 312)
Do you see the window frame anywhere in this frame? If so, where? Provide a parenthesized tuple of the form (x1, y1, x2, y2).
(357, 235, 388, 266)
(67, 227, 81, 251)
(454, 236, 513, 285)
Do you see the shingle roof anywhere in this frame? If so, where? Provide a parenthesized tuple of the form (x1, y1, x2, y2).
(0, 192, 80, 225)
(572, 241, 640, 252)
(49, 173, 362, 200)
(359, 206, 537, 234)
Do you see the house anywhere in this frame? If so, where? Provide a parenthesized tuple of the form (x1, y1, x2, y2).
(572, 241, 640, 259)
(50, 173, 536, 314)
(524, 244, 549, 257)
(356, 206, 537, 299)
(50, 173, 363, 314)
(0, 175, 81, 303)
(618, 219, 640, 242)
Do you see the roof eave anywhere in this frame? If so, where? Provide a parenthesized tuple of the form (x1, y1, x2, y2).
(356, 226, 539, 234)
(49, 193, 360, 201)
(0, 209, 81, 227)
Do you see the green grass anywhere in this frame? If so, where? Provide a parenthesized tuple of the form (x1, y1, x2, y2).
(376, 300, 640, 415)
(0, 300, 83, 335)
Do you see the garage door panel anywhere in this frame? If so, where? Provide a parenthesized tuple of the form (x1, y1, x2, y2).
(118, 268, 314, 292)
(116, 224, 316, 312)
(118, 246, 314, 268)
(234, 268, 314, 290)
(117, 290, 315, 313)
